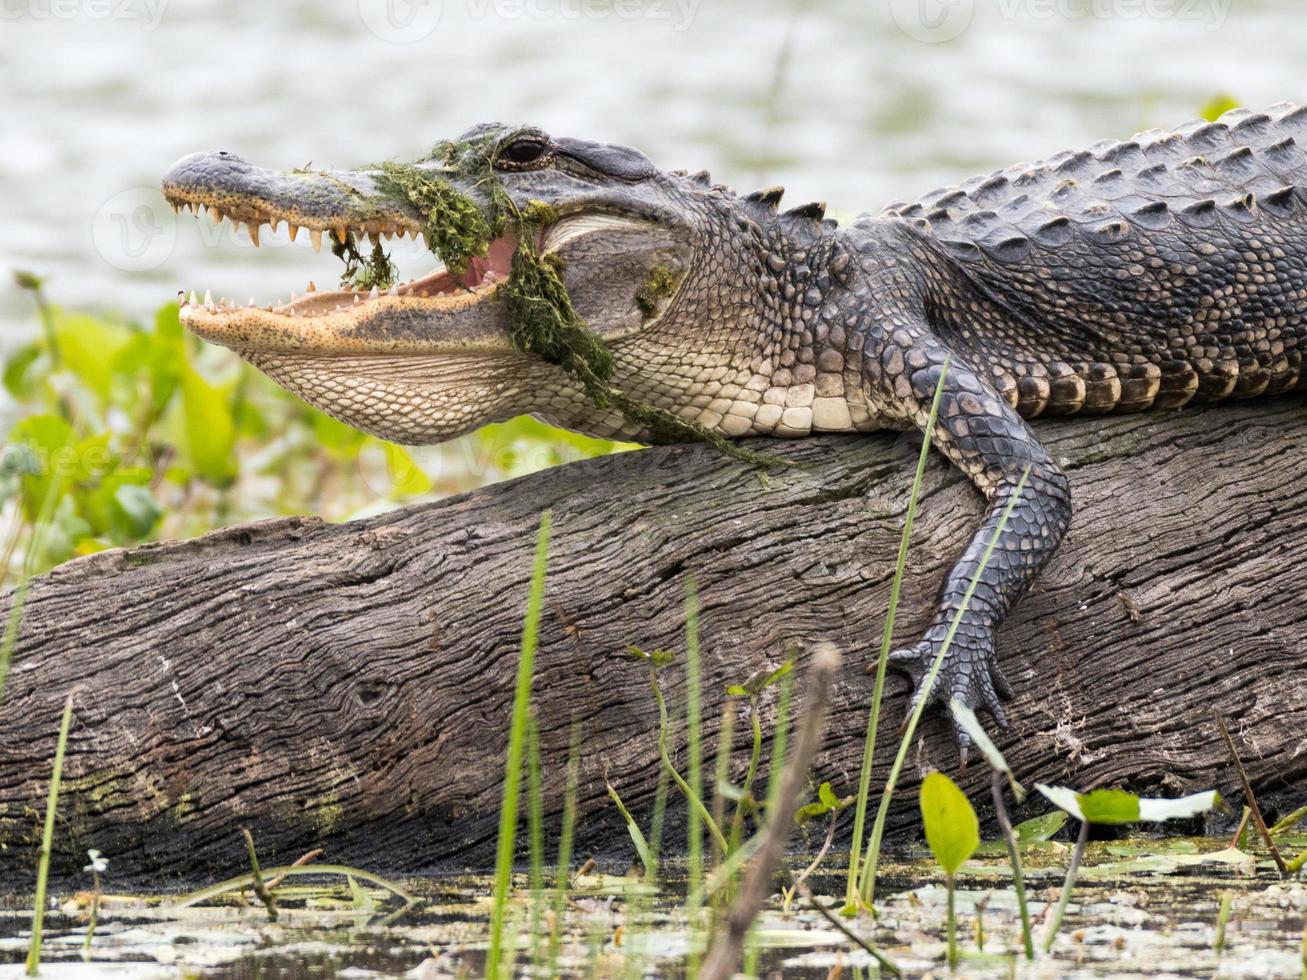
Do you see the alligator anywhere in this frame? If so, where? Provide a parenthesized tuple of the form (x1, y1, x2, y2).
(161, 103, 1307, 747)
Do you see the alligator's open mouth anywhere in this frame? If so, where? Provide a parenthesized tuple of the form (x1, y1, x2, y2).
(164, 194, 525, 350)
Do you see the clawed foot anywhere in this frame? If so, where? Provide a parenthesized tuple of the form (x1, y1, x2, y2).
(875, 627, 1014, 756)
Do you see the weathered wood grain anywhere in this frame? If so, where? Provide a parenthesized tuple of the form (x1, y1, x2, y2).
(1, 399, 1304, 885)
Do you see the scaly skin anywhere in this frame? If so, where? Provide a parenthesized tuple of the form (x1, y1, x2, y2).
(162, 104, 1307, 747)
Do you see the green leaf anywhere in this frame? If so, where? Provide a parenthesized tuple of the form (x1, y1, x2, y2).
(80, 468, 156, 544)
(1199, 94, 1240, 122)
(606, 782, 655, 878)
(626, 645, 675, 668)
(177, 362, 237, 487)
(1035, 784, 1220, 825)
(730, 659, 794, 697)
(819, 781, 840, 809)
(53, 310, 132, 405)
(795, 780, 855, 824)
(1013, 810, 1067, 846)
(4, 343, 43, 398)
(345, 874, 375, 913)
(920, 771, 980, 875)
(380, 440, 432, 498)
(949, 698, 1024, 801)
(9, 414, 75, 521)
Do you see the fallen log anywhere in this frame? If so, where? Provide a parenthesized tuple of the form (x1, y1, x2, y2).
(1, 398, 1305, 886)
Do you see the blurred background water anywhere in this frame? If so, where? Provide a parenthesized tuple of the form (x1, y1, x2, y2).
(2, 0, 1303, 341)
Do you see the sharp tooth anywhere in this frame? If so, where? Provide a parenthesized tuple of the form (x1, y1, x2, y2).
(310, 228, 323, 252)
(247, 223, 261, 247)
(287, 223, 300, 242)
(209, 206, 223, 225)
(204, 289, 215, 311)
(387, 285, 398, 296)
(335, 226, 349, 244)
(248, 297, 256, 306)
(368, 286, 378, 301)
(268, 219, 282, 237)
(189, 290, 199, 306)
(306, 280, 316, 292)
(170, 202, 180, 215)
(354, 294, 361, 304)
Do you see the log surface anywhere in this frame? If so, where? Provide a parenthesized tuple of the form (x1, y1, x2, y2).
(2, 399, 1305, 885)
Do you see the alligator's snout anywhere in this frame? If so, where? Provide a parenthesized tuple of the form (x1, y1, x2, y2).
(162, 150, 425, 249)
(161, 146, 527, 358)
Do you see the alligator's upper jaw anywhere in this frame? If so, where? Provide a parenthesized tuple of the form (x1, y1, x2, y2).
(163, 150, 519, 354)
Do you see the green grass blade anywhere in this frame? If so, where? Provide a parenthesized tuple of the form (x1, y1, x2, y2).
(549, 724, 581, 974)
(1, 474, 63, 703)
(527, 715, 546, 968)
(686, 578, 704, 895)
(607, 782, 656, 878)
(486, 511, 551, 979)
(1042, 818, 1090, 953)
(25, 691, 75, 976)
(859, 466, 1032, 905)
(651, 672, 728, 854)
(844, 357, 949, 913)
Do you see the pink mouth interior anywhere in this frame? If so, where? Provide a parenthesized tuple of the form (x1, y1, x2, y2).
(186, 234, 522, 318)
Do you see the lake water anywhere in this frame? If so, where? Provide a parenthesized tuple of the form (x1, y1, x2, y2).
(2, 0, 1304, 342)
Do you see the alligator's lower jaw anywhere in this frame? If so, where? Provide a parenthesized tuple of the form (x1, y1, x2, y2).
(178, 235, 519, 355)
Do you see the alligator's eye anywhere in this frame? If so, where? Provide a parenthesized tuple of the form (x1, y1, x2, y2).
(497, 137, 551, 169)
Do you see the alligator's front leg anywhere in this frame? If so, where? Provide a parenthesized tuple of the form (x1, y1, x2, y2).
(866, 323, 1072, 745)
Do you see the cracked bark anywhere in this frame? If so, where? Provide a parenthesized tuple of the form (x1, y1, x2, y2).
(1, 398, 1304, 885)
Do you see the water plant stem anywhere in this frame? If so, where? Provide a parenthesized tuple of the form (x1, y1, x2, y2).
(175, 864, 416, 910)
(25, 690, 76, 977)
(858, 466, 1032, 905)
(1214, 709, 1288, 875)
(990, 770, 1034, 959)
(686, 579, 704, 900)
(650, 671, 729, 854)
(486, 512, 552, 979)
(1213, 891, 1233, 952)
(945, 872, 958, 970)
(548, 725, 581, 974)
(240, 827, 277, 920)
(1041, 818, 1090, 954)
(844, 358, 950, 915)
(699, 644, 840, 980)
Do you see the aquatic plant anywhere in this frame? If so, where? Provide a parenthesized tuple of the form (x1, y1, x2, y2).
(919, 771, 980, 971)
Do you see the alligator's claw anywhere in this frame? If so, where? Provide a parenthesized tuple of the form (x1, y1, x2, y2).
(885, 630, 1013, 751)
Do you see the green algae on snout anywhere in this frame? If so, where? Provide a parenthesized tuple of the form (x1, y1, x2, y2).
(372, 161, 497, 277)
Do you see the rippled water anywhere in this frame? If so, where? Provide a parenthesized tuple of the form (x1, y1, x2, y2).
(1, 0, 1302, 340)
